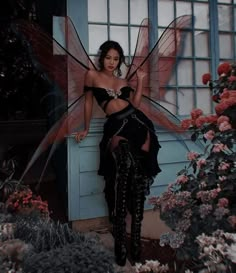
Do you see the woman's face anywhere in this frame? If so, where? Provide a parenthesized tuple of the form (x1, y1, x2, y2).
(103, 48, 120, 73)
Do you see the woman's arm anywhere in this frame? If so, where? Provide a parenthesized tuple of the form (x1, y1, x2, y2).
(131, 68, 147, 108)
(83, 90, 93, 133)
(75, 70, 94, 142)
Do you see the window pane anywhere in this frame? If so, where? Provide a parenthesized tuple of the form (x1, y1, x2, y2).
(110, 26, 129, 55)
(217, 0, 231, 3)
(196, 89, 211, 114)
(219, 34, 233, 58)
(195, 61, 211, 85)
(130, 26, 140, 55)
(168, 73, 176, 86)
(218, 5, 232, 31)
(110, 0, 128, 24)
(160, 90, 178, 115)
(178, 60, 193, 86)
(88, 25, 108, 54)
(176, 1, 192, 18)
(158, 0, 174, 26)
(88, 0, 107, 22)
(194, 3, 209, 29)
(130, 0, 148, 24)
(195, 31, 209, 57)
(182, 32, 193, 57)
(178, 89, 194, 116)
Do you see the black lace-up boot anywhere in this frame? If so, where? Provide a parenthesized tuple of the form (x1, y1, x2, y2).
(104, 176, 116, 224)
(129, 157, 146, 262)
(112, 141, 132, 266)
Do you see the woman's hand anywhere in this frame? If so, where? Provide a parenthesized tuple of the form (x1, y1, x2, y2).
(136, 67, 147, 81)
(75, 130, 88, 143)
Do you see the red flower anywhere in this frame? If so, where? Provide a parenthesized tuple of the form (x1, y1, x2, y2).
(202, 73, 211, 85)
(220, 89, 230, 99)
(217, 62, 231, 76)
(195, 116, 208, 128)
(206, 114, 218, 124)
(181, 119, 193, 130)
(191, 108, 203, 120)
(212, 95, 219, 102)
(211, 95, 219, 102)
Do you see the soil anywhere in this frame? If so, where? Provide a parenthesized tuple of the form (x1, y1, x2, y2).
(126, 235, 192, 273)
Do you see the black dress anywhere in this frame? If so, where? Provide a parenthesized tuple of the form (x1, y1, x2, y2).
(84, 85, 161, 265)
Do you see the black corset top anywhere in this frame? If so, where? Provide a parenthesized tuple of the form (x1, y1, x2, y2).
(84, 86, 133, 111)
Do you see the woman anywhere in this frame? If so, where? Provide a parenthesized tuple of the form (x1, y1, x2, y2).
(75, 40, 161, 266)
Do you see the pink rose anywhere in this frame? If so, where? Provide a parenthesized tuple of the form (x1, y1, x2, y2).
(218, 162, 230, 171)
(217, 198, 229, 208)
(187, 151, 199, 161)
(197, 159, 207, 168)
(228, 215, 236, 228)
(204, 130, 215, 140)
(228, 75, 236, 82)
(219, 121, 232, 131)
(176, 175, 189, 184)
(217, 115, 230, 125)
(212, 143, 228, 153)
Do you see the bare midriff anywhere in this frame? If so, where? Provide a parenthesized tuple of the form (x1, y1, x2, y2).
(102, 98, 130, 116)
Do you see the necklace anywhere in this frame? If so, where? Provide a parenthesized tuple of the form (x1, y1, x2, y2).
(106, 88, 122, 99)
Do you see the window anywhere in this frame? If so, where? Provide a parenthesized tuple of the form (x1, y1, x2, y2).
(87, 0, 148, 60)
(66, 0, 236, 118)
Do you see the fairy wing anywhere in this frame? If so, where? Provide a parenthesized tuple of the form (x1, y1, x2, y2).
(16, 15, 192, 180)
(14, 16, 99, 180)
(126, 15, 192, 132)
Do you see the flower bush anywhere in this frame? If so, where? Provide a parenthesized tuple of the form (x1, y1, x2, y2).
(134, 260, 169, 273)
(0, 214, 115, 273)
(5, 188, 49, 218)
(196, 230, 236, 272)
(202, 62, 236, 103)
(150, 112, 236, 263)
(202, 62, 236, 126)
(149, 65, 236, 271)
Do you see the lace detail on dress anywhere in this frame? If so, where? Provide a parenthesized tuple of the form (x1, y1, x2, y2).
(106, 88, 122, 99)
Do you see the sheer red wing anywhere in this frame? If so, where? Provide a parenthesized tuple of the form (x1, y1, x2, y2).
(127, 15, 192, 101)
(127, 15, 192, 132)
(15, 15, 192, 181)
(14, 17, 96, 181)
(16, 17, 96, 104)
(126, 18, 150, 94)
(20, 97, 85, 181)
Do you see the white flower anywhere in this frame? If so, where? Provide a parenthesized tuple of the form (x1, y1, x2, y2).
(227, 243, 236, 263)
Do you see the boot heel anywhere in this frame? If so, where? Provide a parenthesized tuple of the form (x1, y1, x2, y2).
(131, 243, 141, 262)
(115, 243, 127, 266)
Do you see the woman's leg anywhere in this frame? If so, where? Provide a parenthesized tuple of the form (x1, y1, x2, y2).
(111, 139, 131, 266)
(129, 152, 146, 262)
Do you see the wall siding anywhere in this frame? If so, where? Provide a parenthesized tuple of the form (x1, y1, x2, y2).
(67, 122, 201, 221)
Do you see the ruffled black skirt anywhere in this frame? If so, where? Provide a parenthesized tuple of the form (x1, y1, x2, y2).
(98, 103, 161, 181)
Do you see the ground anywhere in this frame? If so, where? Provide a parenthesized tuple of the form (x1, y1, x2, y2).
(37, 179, 189, 272)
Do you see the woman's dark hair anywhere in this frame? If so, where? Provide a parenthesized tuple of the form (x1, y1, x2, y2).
(98, 40, 125, 76)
